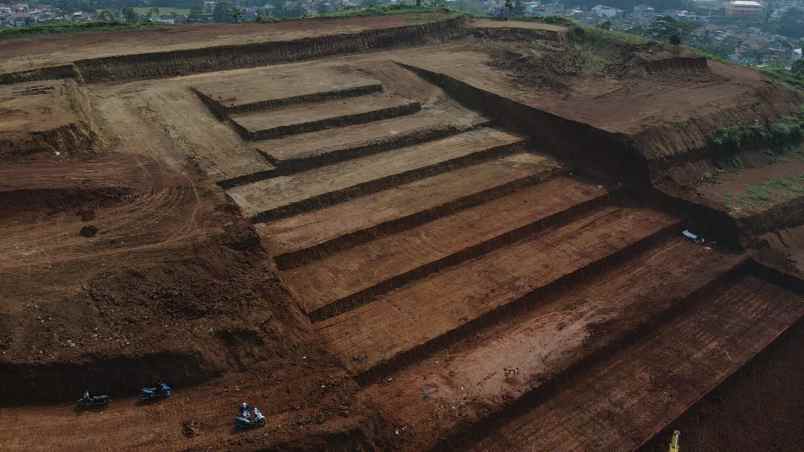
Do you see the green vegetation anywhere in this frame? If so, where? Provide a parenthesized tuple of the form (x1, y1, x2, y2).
(759, 65, 804, 92)
(710, 109, 804, 158)
(131, 7, 190, 16)
(315, 5, 449, 19)
(0, 21, 157, 40)
(477, 15, 574, 27)
(570, 23, 647, 47)
(689, 48, 729, 65)
(726, 174, 804, 211)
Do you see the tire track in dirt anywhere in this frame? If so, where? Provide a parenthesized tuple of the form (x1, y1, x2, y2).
(0, 154, 209, 274)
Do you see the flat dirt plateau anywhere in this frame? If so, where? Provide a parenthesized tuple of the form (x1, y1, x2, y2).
(0, 13, 803, 452)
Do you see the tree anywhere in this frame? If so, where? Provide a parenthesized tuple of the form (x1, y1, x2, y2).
(793, 60, 804, 77)
(777, 8, 804, 39)
(213, 1, 236, 22)
(121, 7, 139, 23)
(97, 9, 115, 22)
(647, 16, 696, 42)
(513, 0, 525, 16)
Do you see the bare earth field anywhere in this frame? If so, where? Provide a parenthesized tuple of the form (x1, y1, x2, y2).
(0, 14, 802, 452)
(0, 14, 451, 74)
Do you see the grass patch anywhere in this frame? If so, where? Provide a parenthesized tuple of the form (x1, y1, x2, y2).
(315, 5, 449, 19)
(689, 48, 730, 65)
(727, 174, 804, 211)
(0, 21, 158, 40)
(132, 7, 191, 16)
(571, 24, 647, 47)
(759, 65, 804, 92)
(710, 108, 804, 161)
(469, 15, 574, 27)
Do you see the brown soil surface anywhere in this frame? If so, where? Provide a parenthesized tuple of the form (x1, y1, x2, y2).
(390, 42, 802, 160)
(0, 14, 452, 74)
(254, 107, 487, 166)
(318, 204, 679, 375)
(230, 93, 421, 140)
(467, 273, 804, 452)
(193, 64, 382, 113)
(640, 315, 804, 452)
(360, 236, 749, 451)
(0, 360, 367, 451)
(469, 18, 568, 33)
(226, 127, 525, 219)
(0, 79, 98, 160)
(2, 15, 803, 452)
(696, 156, 804, 218)
(756, 222, 804, 279)
(283, 176, 607, 317)
(0, 130, 368, 452)
(257, 152, 561, 260)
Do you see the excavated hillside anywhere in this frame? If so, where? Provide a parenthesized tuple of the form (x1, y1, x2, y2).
(0, 14, 802, 452)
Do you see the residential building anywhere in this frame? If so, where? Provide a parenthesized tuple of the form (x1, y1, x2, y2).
(591, 4, 623, 17)
(726, 0, 764, 17)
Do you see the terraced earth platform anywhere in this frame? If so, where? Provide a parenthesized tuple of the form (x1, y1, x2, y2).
(252, 107, 489, 171)
(193, 66, 383, 114)
(228, 127, 526, 221)
(230, 94, 421, 140)
(207, 58, 804, 452)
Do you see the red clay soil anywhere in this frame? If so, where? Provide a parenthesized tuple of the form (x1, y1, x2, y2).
(282, 176, 607, 317)
(257, 153, 561, 261)
(0, 151, 349, 407)
(3, 18, 804, 452)
(317, 204, 680, 375)
(639, 315, 804, 452)
(757, 223, 804, 279)
(464, 273, 804, 452)
(0, 152, 378, 450)
(0, 356, 372, 451)
(357, 236, 746, 451)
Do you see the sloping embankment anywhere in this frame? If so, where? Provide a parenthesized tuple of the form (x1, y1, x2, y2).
(642, 56, 709, 75)
(632, 86, 802, 177)
(394, 61, 804, 248)
(0, 79, 99, 160)
(0, 17, 466, 85)
(397, 62, 646, 184)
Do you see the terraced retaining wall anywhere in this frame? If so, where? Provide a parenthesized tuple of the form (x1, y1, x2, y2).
(75, 17, 466, 83)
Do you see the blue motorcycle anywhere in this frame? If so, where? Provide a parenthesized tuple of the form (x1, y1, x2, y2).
(140, 383, 172, 402)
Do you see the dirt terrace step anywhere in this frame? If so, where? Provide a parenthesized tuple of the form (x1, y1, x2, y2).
(192, 68, 383, 115)
(462, 273, 804, 452)
(228, 128, 527, 222)
(229, 94, 421, 140)
(253, 108, 490, 172)
(258, 153, 564, 268)
(356, 236, 746, 451)
(317, 204, 681, 376)
(284, 177, 609, 320)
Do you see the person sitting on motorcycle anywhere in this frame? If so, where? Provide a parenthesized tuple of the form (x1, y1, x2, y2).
(240, 402, 251, 418)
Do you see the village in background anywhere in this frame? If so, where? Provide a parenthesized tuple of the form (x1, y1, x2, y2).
(0, 0, 802, 87)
